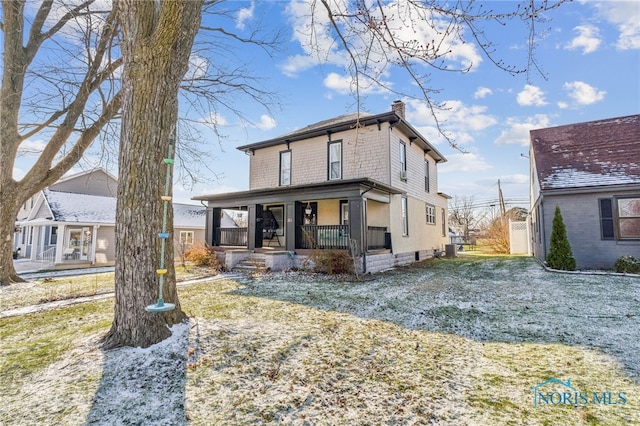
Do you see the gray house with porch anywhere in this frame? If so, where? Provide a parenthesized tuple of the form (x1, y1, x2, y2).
(194, 102, 450, 273)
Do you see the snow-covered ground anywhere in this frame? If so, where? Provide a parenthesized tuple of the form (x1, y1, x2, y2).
(1, 256, 638, 425)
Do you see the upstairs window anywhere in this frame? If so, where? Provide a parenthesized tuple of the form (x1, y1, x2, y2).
(328, 141, 342, 180)
(424, 159, 430, 192)
(399, 142, 407, 180)
(280, 150, 291, 186)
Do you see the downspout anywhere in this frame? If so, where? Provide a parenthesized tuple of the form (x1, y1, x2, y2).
(359, 184, 377, 274)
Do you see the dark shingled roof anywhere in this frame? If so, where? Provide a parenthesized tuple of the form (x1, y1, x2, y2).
(530, 114, 640, 191)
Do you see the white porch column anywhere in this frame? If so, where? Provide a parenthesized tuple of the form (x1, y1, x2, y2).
(54, 224, 66, 264)
(91, 225, 99, 264)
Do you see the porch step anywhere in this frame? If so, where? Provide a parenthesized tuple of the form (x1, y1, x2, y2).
(233, 254, 267, 272)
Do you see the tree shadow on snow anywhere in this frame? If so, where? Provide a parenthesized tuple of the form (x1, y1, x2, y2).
(84, 323, 189, 425)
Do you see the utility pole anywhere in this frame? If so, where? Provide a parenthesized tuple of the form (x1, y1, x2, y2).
(498, 179, 506, 216)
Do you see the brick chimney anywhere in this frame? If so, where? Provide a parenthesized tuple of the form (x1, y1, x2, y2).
(391, 100, 405, 119)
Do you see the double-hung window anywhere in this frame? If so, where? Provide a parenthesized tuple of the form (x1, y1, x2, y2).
(328, 141, 342, 180)
(426, 204, 436, 224)
(399, 142, 407, 180)
(424, 159, 430, 192)
(599, 196, 640, 239)
(401, 196, 409, 236)
(280, 150, 291, 186)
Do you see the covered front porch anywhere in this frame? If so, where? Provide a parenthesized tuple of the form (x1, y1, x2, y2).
(195, 179, 401, 258)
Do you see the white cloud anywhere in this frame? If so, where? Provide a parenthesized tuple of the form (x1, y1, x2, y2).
(439, 152, 492, 174)
(201, 112, 228, 127)
(17, 139, 47, 156)
(563, 81, 606, 105)
(254, 115, 277, 131)
(323, 72, 391, 95)
(13, 167, 26, 180)
(185, 55, 209, 81)
(406, 98, 497, 148)
(236, 2, 255, 30)
(592, 2, 640, 50)
(474, 87, 493, 99)
(282, 0, 483, 78)
(516, 85, 547, 107)
(565, 25, 601, 54)
(494, 115, 551, 146)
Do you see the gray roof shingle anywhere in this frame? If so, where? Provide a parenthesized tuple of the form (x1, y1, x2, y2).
(531, 115, 640, 191)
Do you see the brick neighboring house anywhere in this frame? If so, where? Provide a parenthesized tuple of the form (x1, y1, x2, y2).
(13, 168, 206, 268)
(529, 114, 640, 270)
(194, 101, 450, 273)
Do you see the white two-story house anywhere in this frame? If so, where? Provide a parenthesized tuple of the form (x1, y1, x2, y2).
(195, 101, 450, 273)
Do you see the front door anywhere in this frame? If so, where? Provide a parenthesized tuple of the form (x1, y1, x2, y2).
(67, 227, 92, 260)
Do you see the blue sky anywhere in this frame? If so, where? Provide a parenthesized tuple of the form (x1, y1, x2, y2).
(14, 1, 640, 211)
(174, 0, 639, 210)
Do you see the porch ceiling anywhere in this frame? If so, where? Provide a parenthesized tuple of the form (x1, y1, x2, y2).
(193, 178, 404, 207)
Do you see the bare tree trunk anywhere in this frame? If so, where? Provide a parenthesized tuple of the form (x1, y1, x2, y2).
(0, 194, 24, 284)
(101, 0, 202, 349)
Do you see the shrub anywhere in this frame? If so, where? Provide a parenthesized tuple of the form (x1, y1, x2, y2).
(546, 205, 576, 271)
(184, 243, 221, 269)
(614, 256, 640, 274)
(311, 250, 354, 275)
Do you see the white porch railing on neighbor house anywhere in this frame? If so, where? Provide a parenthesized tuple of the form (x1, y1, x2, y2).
(38, 246, 56, 267)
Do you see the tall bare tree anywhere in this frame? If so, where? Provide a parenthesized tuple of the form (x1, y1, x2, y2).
(0, 0, 121, 285)
(449, 195, 484, 242)
(99, 0, 204, 349)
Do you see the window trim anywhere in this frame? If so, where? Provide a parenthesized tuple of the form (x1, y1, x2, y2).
(424, 158, 430, 192)
(401, 196, 409, 236)
(425, 203, 436, 225)
(279, 149, 291, 186)
(615, 195, 640, 240)
(598, 195, 640, 240)
(179, 230, 195, 245)
(399, 141, 407, 181)
(328, 140, 343, 181)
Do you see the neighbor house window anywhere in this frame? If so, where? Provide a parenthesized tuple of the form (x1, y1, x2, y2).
(402, 196, 409, 236)
(441, 208, 446, 237)
(180, 231, 194, 246)
(328, 141, 342, 180)
(426, 204, 436, 224)
(49, 227, 58, 245)
(280, 150, 291, 186)
(424, 159, 430, 192)
(617, 196, 640, 239)
(399, 142, 407, 180)
(599, 196, 640, 240)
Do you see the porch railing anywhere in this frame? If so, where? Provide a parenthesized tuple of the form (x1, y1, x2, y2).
(218, 227, 247, 246)
(299, 225, 349, 249)
(38, 246, 56, 266)
(367, 226, 388, 250)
